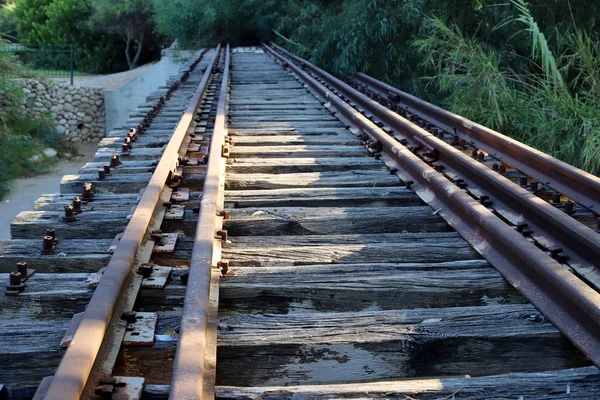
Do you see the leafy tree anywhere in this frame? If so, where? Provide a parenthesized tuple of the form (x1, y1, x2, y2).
(0, 1, 18, 40)
(89, 0, 154, 69)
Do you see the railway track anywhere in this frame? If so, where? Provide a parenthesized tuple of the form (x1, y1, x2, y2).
(1, 43, 600, 399)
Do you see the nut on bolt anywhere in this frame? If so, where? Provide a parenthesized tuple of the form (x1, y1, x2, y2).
(42, 235, 55, 255)
(5, 271, 26, 296)
(216, 230, 228, 242)
(82, 183, 94, 201)
(218, 210, 230, 219)
(217, 260, 230, 275)
(62, 205, 77, 223)
(72, 197, 82, 213)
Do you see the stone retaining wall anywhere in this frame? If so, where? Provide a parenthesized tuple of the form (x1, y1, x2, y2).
(17, 79, 104, 143)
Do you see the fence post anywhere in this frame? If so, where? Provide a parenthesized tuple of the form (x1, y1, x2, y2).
(70, 45, 74, 85)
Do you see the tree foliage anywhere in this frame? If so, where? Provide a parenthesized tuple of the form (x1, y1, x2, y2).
(12, 0, 162, 73)
(150, 0, 600, 174)
(88, 0, 154, 69)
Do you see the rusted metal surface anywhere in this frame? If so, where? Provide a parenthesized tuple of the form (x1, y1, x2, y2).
(169, 44, 231, 400)
(267, 42, 600, 291)
(263, 42, 600, 367)
(40, 46, 221, 400)
(354, 72, 600, 215)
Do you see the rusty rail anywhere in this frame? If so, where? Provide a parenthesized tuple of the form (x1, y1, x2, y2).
(263, 42, 600, 367)
(41, 45, 221, 400)
(353, 72, 600, 215)
(266, 42, 600, 291)
(169, 44, 230, 400)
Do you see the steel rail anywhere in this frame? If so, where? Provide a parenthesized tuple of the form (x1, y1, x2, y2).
(263, 43, 600, 367)
(353, 72, 600, 215)
(41, 45, 222, 400)
(169, 44, 230, 400)
(267, 42, 600, 291)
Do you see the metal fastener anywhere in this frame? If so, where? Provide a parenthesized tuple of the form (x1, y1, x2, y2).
(42, 235, 55, 255)
(63, 205, 77, 223)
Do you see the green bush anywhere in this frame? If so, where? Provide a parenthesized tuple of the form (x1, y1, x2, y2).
(0, 45, 63, 199)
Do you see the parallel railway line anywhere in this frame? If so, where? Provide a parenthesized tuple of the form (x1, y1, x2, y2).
(1, 43, 600, 399)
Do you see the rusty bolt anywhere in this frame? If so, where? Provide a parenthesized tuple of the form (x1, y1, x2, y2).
(180, 270, 189, 285)
(218, 260, 230, 275)
(121, 143, 130, 154)
(564, 201, 575, 214)
(71, 197, 82, 214)
(477, 152, 485, 161)
(124, 137, 132, 150)
(216, 230, 228, 242)
(98, 169, 106, 180)
(17, 262, 28, 279)
(63, 205, 77, 222)
(219, 210, 231, 219)
(552, 193, 562, 204)
(138, 264, 153, 278)
(221, 144, 230, 158)
(121, 311, 137, 324)
(519, 177, 528, 187)
(498, 164, 506, 174)
(46, 228, 56, 242)
(530, 181, 539, 192)
(42, 236, 55, 255)
(110, 154, 120, 168)
(6, 270, 26, 295)
(82, 183, 94, 201)
(94, 384, 114, 400)
(492, 163, 499, 172)
(103, 164, 111, 175)
(471, 149, 478, 158)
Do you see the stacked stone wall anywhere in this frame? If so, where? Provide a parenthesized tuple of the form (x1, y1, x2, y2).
(17, 79, 104, 142)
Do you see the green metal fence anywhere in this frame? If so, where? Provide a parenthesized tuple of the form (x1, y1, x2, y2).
(0, 43, 74, 84)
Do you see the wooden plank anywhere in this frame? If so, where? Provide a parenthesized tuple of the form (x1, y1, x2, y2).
(230, 145, 367, 158)
(0, 319, 68, 388)
(225, 171, 400, 190)
(228, 121, 344, 129)
(227, 157, 385, 174)
(35, 193, 139, 211)
(139, 367, 600, 399)
(224, 187, 423, 208)
(94, 147, 163, 162)
(215, 304, 589, 386)
(107, 129, 174, 138)
(138, 260, 521, 314)
(98, 136, 170, 149)
(60, 173, 153, 194)
(10, 210, 129, 239)
(229, 127, 350, 135)
(218, 260, 525, 313)
(0, 239, 111, 272)
(232, 134, 359, 146)
(213, 367, 600, 399)
(151, 233, 480, 267)
(0, 272, 93, 319)
(223, 206, 451, 235)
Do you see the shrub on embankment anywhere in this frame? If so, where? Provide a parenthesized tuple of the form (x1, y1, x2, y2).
(152, 0, 600, 175)
(0, 47, 64, 199)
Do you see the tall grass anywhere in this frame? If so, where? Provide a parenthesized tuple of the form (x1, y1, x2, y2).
(414, 0, 600, 175)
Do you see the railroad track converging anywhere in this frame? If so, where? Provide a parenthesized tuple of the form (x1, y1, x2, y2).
(1, 44, 600, 399)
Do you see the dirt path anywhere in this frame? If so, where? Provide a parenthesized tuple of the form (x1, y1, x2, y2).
(0, 143, 97, 239)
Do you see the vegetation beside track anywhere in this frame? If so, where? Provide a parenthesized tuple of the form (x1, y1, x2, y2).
(0, 48, 63, 199)
(152, 0, 600, 175)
